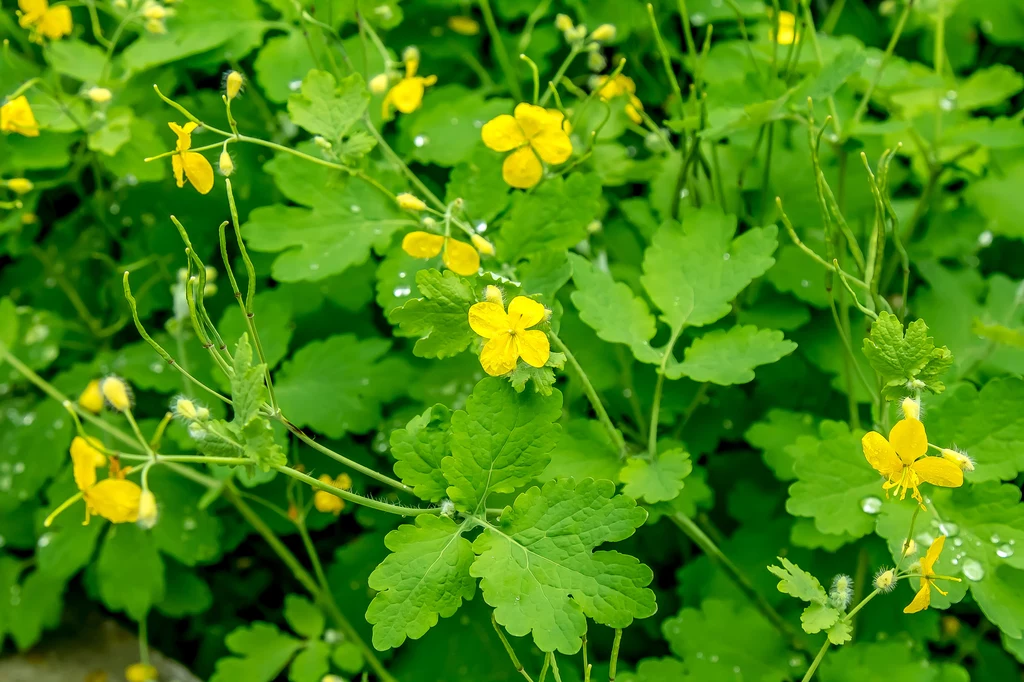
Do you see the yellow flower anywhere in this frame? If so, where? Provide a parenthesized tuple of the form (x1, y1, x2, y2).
(382, 49, 436, 120)
(1, 96, 40, 137)
(219, 147, 234, 176)
(595, 74, 644, 125)
(87, 87, 112, 103)
(772, 10, 799, 45)
(396, 193, 428, 211)
(447, 15, 480, 36)
(100, 375, 133, 412)
(314, 473, 352, 515)
(862, 417, 964, 508)
(904, 535, 956, 613)
(18, 0, 72, 42)
(70, 436, 107, 490)
(481, 103, 573, 189)
(125, 662, 159, 682)
(468, 296, 550, 376)
(167, 122, 214, 194)
(225, 70, 244, 100)
(79, 379, 105, 413)
(402, 231, 481, 276)
(69, 436, 142, 524)
(6, 178, 33, 195)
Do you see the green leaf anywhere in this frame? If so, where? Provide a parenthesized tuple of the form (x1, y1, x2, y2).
(568, 253, 661, 364)
(862, 311, 953, 401)
(827, 619, 852, 646)
(157, 564, 213, 617)
(288, 70, 369, 141)
(284, 595, 325, 639)
(445, 146, 511, 223)
(0, 563, 64, 650)
(331, 640, 364, 674)
(95, 524, 165, 621)
(641, 208, 778, 329)
(497, 174, 602, 262)
(472, 478, 655, 654)
(399, 86, 513, 167)
(45, 39, 107, 82)
(745, 409, 820, 481)
(672, 326, 797, 384)
(799, 47, 866, 102)
(390, 270, 477, 359)
(801, 603, 841, 634)
(366, 515, 475, 650)
(390, 404, 452, 502)
(767, 557, 828, 604)
(275, 334, 411, 438)
(209, 622, 302, 682)
(219, 292, 294, 370)
(442, 378, 562, 513)
(507, 350, 565, 395)
(820, 641, 943, 682)
(619, 449, 692, 504)
(253, 30, 317, 103)
(541, 419, 622, 484)
(242, 416, 288, 472)
(289, 641, 330, 682)
(148, 466, 222, 565)
(87, 107, 133, 156)
(785, 421, 883, 539)
(956, 65, 1024, 110)
(662, 598, 792, 682)
(231, 333, 266, 426)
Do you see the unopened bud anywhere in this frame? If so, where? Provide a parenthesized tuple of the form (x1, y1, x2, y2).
(439, 499, 456, 518)
(79, 379, 104, 413)
(125, 662, 159, 682)
(586, 220, 602, 234)
(143, 4, 167, 20)
(225, 70, 244, 100)
(174, 397, 198, 420)
(484, 285, 503, 305)
(402, 46, 420, 65)
(901, 397, 920, 421)
(219, 148, 234, 176)
(313, 135, 332, 150)
(447, 15, 480, 36)
(590, 24, 616, 42)
(587, 50, 607, 72)
(470, 233, 495, 256)
(567, 24, 588, 42)
(941, 448, 974, 472)
(369, 73, 389, 94)
(137, 490, 158, 529)
(87, 87, 112, 103)
(396, 193, 427, 211)
(941, 615, 961, 637)
(902, 538, 917, 555)
(873, 568, 897, 592)
(554, 14, 574, 32)
(6, 178, 33, 195)
(100, 376, 132, 412)
(829, 574, 853, 610)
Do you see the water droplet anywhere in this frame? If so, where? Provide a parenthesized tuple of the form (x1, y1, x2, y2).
(12, 462, 23, 474)
(288, 79, 303, 91)
(996, 544, 1014, 559)
(990, 533, 1001, 544)
(350, 204, 362, 213)
(962, 558, 985, 581)
(790, 657, 803, 667)
(475, 221, 488, 233)
(679, 188, 690, 199)
(450, 117, 460, 125)
(953, 538, 963, 547)
(722, 419, 734, 430)
(691, 12, 707, 26)
(183, 517, 197, 531)
(622, 388, 632, 398)
(413, 135, 429, 147)
(37, 533, 52, 548)
(710, 655, 719, 663)
(309, 263, 320, 271)
(360, 377, 370, 386)
(861, 497, 882, 514)
(938, 97, 956, 112)
(397, 271, 406, 279)
(0, 535, 5, 548)
(800, 279, 810, 288)
(978, 230, 994, 247)
(0, 476, 11, 492)
(733, 667, 741, 674)
(938, 522, 959, 537)
(696, 652, 705, 659)
(723, 253, 731, 261)
(150, 361, 165, 374)
(393, 286, 412, 297)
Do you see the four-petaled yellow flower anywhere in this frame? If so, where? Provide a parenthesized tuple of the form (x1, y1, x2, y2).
(18, 0, 72, 43)
(468, 296, 550, 376)
(69, 436, 142, 524)
(315, 473, 352, 515)
(905, 535, 956, 613)
(1, 96, 40, 137)
(862, 416, 963, 508)
(481, 103, 572, 189)
(168, 122, 214, 194)
(402, 231, 481, 277)
(772, 10, 798, 45)
(595, 74, 644, 125)
(382, 49, 437, 120)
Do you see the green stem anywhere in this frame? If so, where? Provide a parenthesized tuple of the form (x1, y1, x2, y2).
(670, 513, 804, 650)
(801, 640, 830, 682)
(273, 465, 435, 517)
(538, 46, 581, 108)
(365, 118, 445, 209)
(798, 0, 841, 136)
(550, 333, 627, 458)
(608, 629, 622, 682)
(848, 1, 911, 134)
(649, 329, 683, 457)
(549, 653, 563, 682)
(492, 612, 534, 681)
(646, 3, 685, 108)
(478, 0, 523, 100)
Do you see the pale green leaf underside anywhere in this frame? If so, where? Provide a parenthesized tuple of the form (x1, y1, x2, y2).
(671, 326, 797, 383)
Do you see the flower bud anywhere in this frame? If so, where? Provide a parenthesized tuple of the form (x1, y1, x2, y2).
(100, 376, 132, 412)
(396, 193, 428, 211)
(313, 135, 332, 150)
(196, 406, 210, 420)
(484, 285, 503, 305)
(470, 233, 495, 256)
(941, 615, 961, 638)
(447, 15, 480, 36)
(440, 499, 456, 518)
(554, 14, 574, 32)
(402, 46, 420, 65)
(145, 18, 167, 34)
(6, 178, 33, 195)
(143, 3, 167, 20)
(901, 397, 920, 421)
(225, 70, 244, 100)
(567, 24, 588, 42)
(125, 662, 159, 682)
(219, 148, 234, 176)
(873, 568, 897, 592)
(902, 538, 917, 555)
(369, 73, 390, 94)
(137, 490, 158, 529)
(941, 448, 974, 472)
(79, 379, 105, 413)
(586, 220, 602, 234)
(829, 574, 853, 610)
(87, 87, 113, 103)
(174, 397, 198, 420)
(587, 50, 607, 72)
(590, 24, 616, 42)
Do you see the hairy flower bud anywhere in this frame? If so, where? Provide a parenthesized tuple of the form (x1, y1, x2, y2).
(225, 70, 244, 100)
(137, 490, 158, 529)
(901, 396, 921, 421)
(829, 574, 853, 610)
(873, 568, 897, 592)
(174, 397, 198, 420)
(396, 193, 427, 211)
(219, 147, 234, 176)
(554, 14, 574, 32)
(941, 448, 974, 472)
(79, 379, 104, 413)
(484, 285, 503, 305)
(590, 23, 616, 42)
(125, 662, 159, 682)
(902, 538, 917, 555)
(470, 233, 495, 256)
(101, 376, 132, 412)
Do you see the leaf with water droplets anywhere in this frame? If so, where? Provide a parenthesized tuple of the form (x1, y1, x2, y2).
(390, 269, 478, 359)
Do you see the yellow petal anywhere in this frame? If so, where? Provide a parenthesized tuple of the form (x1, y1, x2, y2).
(85, 479, 142, 524)
(507, 296, 546, 330)
(913, 457, 964, 489)
(921, 534, 945, 575)
(79, 379, 104, 413)
(903, 582, 931, 614)
(889, 418, 928, 464)
(481, 114, 527, 152)
(182, 151, 214, 194)
(168, 121, 195, 152)
(512, 102, 553, 138)
(70, 436, 106, 491)
(502, 146, 543, 189)
(468, 302, 509, 339)
(171, 154, 185, 188)
(384, 78, 427, 117)
(1, 96, 40, 137)
(18, 0, 48, 25)
(442, 238, 480, 276)
(314, 474, 344, 515)
(479, 333, 519, 376)
(402, 231, 445, 258)
(515, 104, 572, 165)
(39, 5, 72, 39)
(861, 431, 902, 478)
(516, 329, 550, 368)
(529, 126, 573, 165)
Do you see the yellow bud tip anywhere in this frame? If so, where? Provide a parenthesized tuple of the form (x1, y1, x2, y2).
(396, 193, 428, 211)
(903, 538, 917, 555)
(941, 448, 975, 472)
(174, 397, 198, 420)
(226, 70, 244, 100)
(79, 379, 105, 413)
(87, 87, 112, 103)
(402, 46, 420, 65)
(447, 15, 480, 36)
(138, 491, 158, 529)
(484, 285, 503, 305)
(125, 662, 159, 682)
(590, 24, 616, 42)
(470, 233, 495, 256)
(554, 13, 574, 32)
(873, 568, 897, 592)
(901, 397, 921, 421)
(6, 178, 33, 195)
(369, 73, 390, 95)
(219, 149, 235, 176)
(100, 376, 132, 412)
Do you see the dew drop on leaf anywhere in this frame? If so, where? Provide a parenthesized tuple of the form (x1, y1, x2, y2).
(860, 497, 882, 514)
(962, 558, 985, 581)
(996, 544, 1014, 559)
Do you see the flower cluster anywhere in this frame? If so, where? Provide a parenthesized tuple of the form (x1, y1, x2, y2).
(382, 47, 437, 120)
(17, 0, 72, 43)
(595, 74, 644, 125)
